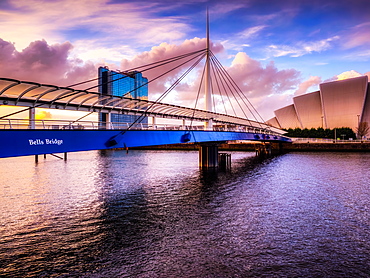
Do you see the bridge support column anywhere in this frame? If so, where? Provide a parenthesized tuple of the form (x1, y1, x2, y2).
(255, 143, 272, 158)
(255, 142, 286, 157)
(218, 153, 231, 170)
(29, 108, 36, 129)
(100, 113, 111, 129)
(205, 118, 213, 131)
(199, 143, 219, 168)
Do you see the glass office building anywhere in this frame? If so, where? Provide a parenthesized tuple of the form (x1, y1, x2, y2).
(98, 67, 148, 126)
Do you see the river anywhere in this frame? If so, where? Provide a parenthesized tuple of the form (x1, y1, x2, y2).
(1, 150, 370, 277)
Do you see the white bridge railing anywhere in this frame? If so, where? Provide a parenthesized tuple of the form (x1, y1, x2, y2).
(292, 137, 370, 143)
(0, 118, 275, 134)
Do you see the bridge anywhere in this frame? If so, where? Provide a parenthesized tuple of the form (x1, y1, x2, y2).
(0, 29, 291, 167)
(0, 77, 290, 166)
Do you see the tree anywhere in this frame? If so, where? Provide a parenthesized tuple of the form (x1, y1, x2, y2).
(284, 127, 356, 139)
(356, 122, 369, 140)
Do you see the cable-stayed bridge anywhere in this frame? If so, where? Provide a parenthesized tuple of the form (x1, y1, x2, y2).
(0, 44, 291, 166)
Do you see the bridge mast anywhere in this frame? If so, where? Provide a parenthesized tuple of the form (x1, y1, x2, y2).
(205, 8, 213, 130)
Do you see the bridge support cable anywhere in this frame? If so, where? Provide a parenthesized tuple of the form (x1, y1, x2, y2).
(209, 54, 256, 128)
(210, 60, 228, 115)
(189, 54, 207, 131)
(209, 51, 270, 131)
(66, 49, 207, 90)
(88, 49, 207, 92)
(64, 111, 95, 127)
(209, 56, 237, 117)
(104, 53, 207, 147)
(99, 51, 206, 116)
(208, 52, 261, 128)
(0, 50, 207, 123)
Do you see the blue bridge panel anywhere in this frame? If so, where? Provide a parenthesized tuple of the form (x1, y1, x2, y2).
(0, 130, 291, 158)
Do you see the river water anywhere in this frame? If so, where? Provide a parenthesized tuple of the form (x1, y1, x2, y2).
(1, 150, 370, 277)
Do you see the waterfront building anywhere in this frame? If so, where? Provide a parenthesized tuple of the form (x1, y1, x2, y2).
(267, 76, 370, 132)
(98, 67, 148, 126)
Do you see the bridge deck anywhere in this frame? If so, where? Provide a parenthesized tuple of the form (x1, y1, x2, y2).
(0, 128, 290, 159)
(0, 78, 283, 134)
(0, 78, 291, 159)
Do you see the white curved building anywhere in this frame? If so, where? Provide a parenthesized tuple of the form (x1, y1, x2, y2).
(267, 76, 370, 131)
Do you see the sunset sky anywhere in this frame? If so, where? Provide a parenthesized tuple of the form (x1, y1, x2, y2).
(1, 0, 370, 121)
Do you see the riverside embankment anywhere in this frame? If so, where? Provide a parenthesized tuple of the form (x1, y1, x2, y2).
(132, 141, 370, 152)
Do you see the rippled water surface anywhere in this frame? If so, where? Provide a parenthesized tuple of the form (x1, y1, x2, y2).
(1, 150, 370, 277)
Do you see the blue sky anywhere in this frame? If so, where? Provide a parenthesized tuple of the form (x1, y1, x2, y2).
(0, 0, 369, 120)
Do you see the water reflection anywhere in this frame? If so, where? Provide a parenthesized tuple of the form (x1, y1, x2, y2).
(1, 151, 370, 277)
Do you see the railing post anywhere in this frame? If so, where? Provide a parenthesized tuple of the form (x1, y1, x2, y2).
(29, 107, 36, 129)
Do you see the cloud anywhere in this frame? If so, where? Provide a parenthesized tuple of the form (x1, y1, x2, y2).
(294, 76, 321, 96)
(238, 25, 266, 39)
(0, 35, 304, 121)
(119, 38, 224, 100)
(115, 44, 302, 120)
(335, 70, 363, 81)
(35, 110, 52, 120)
(1, 0, 190, 53)
(228, 52, 300, 97)
(268, 36, 340, 57)
(343, 22, 370, 49)
(224, 52, 301, 119)
(0, 38, 96, 86)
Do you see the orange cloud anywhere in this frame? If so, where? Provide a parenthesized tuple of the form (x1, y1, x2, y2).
(35, 110, 52, 120)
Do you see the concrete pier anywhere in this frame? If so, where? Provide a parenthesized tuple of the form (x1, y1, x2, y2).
(199, 143, 219, 168)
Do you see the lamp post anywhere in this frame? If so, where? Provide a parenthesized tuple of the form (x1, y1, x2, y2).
(357, 114, 360, 139)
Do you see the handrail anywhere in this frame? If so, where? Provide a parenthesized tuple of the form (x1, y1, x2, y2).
(0, 118, 282, 135)
(291, 137, 369, 143)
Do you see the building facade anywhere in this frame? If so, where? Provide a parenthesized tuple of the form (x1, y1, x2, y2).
(98, 67, 148, 126)
(267, 76, 370, 132)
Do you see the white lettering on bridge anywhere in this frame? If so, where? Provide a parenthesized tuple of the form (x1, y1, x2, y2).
(29, 139, 64, 146)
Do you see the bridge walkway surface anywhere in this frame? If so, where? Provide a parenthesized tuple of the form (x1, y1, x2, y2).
(0, 118, 290, 159)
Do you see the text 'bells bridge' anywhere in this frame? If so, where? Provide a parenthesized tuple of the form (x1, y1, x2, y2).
(0, 47, 290, 166)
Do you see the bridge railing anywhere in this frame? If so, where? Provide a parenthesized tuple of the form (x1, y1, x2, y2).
(0, 118, 276, 135)
(292, 137, 370, 143)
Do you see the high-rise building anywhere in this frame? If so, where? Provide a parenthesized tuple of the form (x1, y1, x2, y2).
(98, 67, 148, 126)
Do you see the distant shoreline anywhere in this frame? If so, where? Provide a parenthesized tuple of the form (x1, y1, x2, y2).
(130, 142, 370, 152)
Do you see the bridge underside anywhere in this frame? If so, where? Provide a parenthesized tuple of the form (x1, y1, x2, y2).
(0, 129, 290, 158)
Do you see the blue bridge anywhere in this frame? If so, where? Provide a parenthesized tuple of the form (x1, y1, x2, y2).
(0, 77, 290, 166)
(0, 44, 291, 167)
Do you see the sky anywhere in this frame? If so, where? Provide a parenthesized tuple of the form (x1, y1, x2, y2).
(0, 0, 370, 121)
